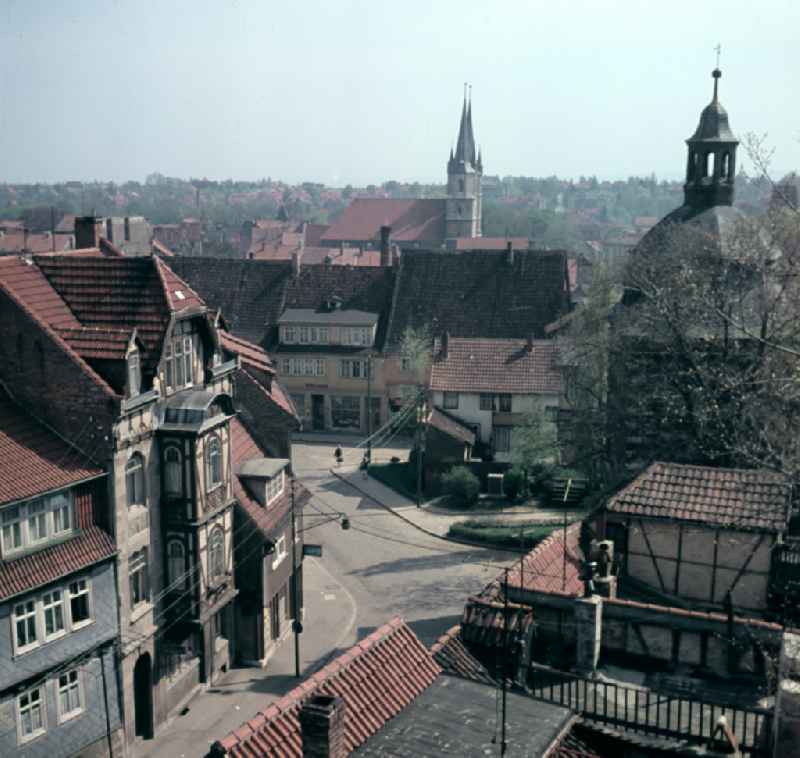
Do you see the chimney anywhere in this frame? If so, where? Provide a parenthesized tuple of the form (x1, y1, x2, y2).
(75, 215, 103, 249)
(106, 218, 114, 243)
(292, 249, 303, 277)
(299, 694, 347, 758)
(380, 225, 391, 267)
(506, 240, 514, 265)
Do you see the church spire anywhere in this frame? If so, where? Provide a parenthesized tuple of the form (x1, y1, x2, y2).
(453, 83, 477, 168)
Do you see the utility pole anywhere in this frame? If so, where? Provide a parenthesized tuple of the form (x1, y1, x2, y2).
(501, 568, 509, 756)
(290, 477, 302, 677)
(366, 353, 372, 465)
(415, 390, 426, 508)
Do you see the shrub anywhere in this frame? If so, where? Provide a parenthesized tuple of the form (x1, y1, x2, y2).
(440, 466, 480, 507)
(503, 467, 526, 500)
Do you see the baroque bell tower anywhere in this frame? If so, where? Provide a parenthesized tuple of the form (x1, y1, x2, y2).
(446, 85, 482, 240)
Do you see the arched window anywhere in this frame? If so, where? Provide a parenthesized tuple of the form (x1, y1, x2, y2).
(458, 178, 465, 193)
(703, 152, 712, 178)
(166, 540, 186, 588)
(206, 436, 222, 490)
(126, 454, 145, 507)
(164, 446, 182, 497)
(721, 152, 730, 178)
(208, 527, 224, 579)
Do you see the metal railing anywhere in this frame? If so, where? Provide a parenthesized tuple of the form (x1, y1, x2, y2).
(527, 664, 772, 755)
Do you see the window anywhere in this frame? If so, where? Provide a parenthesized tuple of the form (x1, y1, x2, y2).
(0, 493, 75, 558)
(68, 579, 92, 628)
(164, 446, 182, 497)
(126, 454, 145, 507)
(342, 327, 372, 346)
(544, 405, 559, 421)
(331, 396, 361, 430)
(443, 392, 459, 410)
(339, 359, 369, 379)
(128, 351, 141, 397)
(209, 527, 225, 579)
(42, 590, 66, 640)
(494, 427, 512, 453)
(282, 358, 326, 377)
(2, 505, 22, 554)
(272, 535, 287, 568)
(401, 357, 412, 372)
(17, 686, 45, 742)
(13, 600, 38, 653)
(164, 324, 195, 391)
(317, 327, 329, 344)
(282, 326, 296, 344)
(299, 326, 310, 344)
(129, 549, 150, 608)
(27, 501, 48, 545)
(57, 670, 83, 722)
(498, 394, 512, 412)
(479, 393, 494, 411)
(206, 436, 223, 490)
(167, 540, 186, 588)
(266, 471, 285, 504)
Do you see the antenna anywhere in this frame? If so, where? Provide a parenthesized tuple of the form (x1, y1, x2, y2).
(714, 43, 721, 69)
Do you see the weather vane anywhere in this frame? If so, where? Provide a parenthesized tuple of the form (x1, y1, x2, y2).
(715, 43, 721, 69)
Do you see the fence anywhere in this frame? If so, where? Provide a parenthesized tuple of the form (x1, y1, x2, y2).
(527, 664, 773, 755)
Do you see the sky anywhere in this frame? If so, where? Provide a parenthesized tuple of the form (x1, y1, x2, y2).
(0, 0, 798, 186)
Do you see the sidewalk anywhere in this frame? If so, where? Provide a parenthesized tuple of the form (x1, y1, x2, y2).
(140, 557, 357, 758)
(331, 465, 579, 540)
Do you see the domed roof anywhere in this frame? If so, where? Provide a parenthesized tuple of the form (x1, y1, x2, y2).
(635, 203, 747, 260)
(687, 69, 737, 144)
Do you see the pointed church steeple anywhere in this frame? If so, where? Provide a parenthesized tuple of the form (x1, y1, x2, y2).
(446, 85, 482, 240)
(683, 68, 739, 209)
(453, 84, 477, 169)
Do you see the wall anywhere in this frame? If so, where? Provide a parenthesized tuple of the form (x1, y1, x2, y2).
(511, 588, 783, 679)
(0, 630, 122, 758)
(611, 516, 775, 613)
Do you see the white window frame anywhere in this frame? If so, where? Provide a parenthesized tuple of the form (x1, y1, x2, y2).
(479, 393, 494, 411)
(128, 350, 141, 397)
(167, 539, 187, 589)
(1, 492, 76, 558)
(12, 599, 39, 655)
(42, 589, 66, 642)
(208, 526, 225, 580)
(57, 669, 84, 723)
(129, 548, 150, 609)
(299, 326, 310, 344)
(272, 535, 287, 569)
(266, 471, 285, 505)
(164, 323, 195, 392)
(68, 578, 93, 630)
(17, 685, 46, 744)
(443, 392, 459, 410)
(1, 504, 23, 555)
(282, 326, 296, 344)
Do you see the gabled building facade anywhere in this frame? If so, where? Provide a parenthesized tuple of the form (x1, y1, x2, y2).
(0, 250, 298, 749)
(0, 397, 123, 758)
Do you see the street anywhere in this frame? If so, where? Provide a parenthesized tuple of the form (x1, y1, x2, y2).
(142, 437, 515, 757)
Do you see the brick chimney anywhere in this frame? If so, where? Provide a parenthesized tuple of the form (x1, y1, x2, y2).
(380, 225, 392, 267)
(75, 215, 103, 249)
(299, 694, 346, 758)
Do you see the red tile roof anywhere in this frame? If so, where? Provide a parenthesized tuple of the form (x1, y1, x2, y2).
(0, 231, 73, 254)
(303, 223, 329, 247)
(429, 625, 496, 685)
(212, 617, 441, 757)
(220, 330, 275, 375)
(154, 255, 206, 312)
(461, 596, 535, 647)
(230, 417, 308, 538)
(322, 199, 446, 243)
(0, 257, 118, 398)
(57, 326, 134, 361)
(607, 462, 791, 532)
(430, 337, 563, 395)
(0, 525, 115, 601)
(0, 398, 105, 506)
(504, 522, 585, 597)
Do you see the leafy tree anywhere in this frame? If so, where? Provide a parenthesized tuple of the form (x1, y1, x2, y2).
(510, 403, 559, 483)
(441, 466, 480, 507)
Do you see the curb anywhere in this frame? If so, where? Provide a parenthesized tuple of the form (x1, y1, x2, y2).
(330, 468, 528, 555)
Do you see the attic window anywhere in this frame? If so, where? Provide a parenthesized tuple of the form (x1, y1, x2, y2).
(174, 290, 186, 301)
(128, 351, 141, 398)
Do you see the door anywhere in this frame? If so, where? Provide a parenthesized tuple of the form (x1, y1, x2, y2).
(133, 653, 153, 739)
(312, 395, 325, 431)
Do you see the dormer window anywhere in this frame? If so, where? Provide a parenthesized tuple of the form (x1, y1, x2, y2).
(164, 322, 195, 393)
(128, 351, 141, 397)
(0, 491, 74, 558)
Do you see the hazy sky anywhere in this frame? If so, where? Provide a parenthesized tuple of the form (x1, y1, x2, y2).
(1, 0, 798, 185)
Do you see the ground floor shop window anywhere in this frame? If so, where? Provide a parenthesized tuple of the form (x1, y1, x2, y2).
(331, 396, 361, 430)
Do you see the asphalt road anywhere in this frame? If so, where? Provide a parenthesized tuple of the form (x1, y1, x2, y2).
(142, 437, 515, 757)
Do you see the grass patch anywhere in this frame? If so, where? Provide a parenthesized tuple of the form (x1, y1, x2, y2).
(448, 520, 556, 550)
(368, 462, 418, 501)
